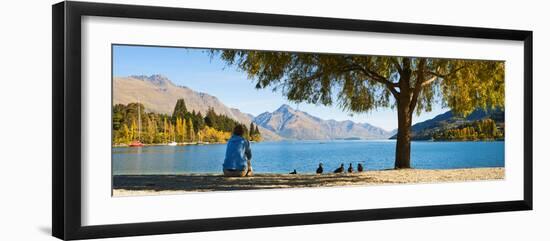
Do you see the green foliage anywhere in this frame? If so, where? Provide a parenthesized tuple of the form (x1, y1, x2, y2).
(112, 101, 261, 145)
(172, 99, 188, 122)
(188, 111, 205, 133)
(112, 112, 123, 130)
(438, 60, 505, 117)
(249, 123, 262, 142)
(175, 117, 186, 143)
(214, 51, 504, 117)
(433, 119, 503, 141)
(146, 117, 157, 143)
(204, 107, 248, 133)
(187, 119, 195, 142)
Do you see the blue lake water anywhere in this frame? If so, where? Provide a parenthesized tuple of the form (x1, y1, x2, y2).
(112, 140, 504, 175)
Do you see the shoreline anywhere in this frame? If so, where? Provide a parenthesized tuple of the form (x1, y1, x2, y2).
(113, 167, 504, 196)
(112, 139, 504, 147)
(112, 141, 224, 147)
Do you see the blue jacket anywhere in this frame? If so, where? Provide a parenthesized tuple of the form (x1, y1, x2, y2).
(222, 135, 252, 171)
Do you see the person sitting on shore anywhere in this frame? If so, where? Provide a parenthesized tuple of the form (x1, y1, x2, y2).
(347, 163, 354, 173)
(289, 169, 297, 174)
(334, 163, 344, 173)
(222, 125, 253, 177)
(357, 163, 364, 172)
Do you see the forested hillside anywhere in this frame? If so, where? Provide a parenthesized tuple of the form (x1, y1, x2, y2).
(112, 99, 261, 145)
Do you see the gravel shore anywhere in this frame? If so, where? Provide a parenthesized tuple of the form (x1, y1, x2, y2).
(113, 167, 504, 196)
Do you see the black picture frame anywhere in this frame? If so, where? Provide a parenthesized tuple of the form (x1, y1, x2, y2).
(52, 1, 533, 240)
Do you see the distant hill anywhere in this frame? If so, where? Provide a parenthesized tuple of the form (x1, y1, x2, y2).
(253, 104, 393, 140)
(113, 75, 282, 141)
(390, 108, 505, 140)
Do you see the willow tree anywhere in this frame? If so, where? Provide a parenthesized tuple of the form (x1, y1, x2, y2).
(215, 51, 504, 169)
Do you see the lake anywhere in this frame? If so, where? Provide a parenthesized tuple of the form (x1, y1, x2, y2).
(112, 140, 504, 175)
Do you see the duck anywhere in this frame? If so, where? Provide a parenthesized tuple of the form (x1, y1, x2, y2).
(334, 163, 344, 173)
(357, 163, 364, 172)
(347, 163, 354, 173)
(316, 163, 323, 174)
(289, 169, 297, 174)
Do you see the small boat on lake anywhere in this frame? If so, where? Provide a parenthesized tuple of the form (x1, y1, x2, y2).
(167, 141, 177, 146)
(129, 140, 144, 147)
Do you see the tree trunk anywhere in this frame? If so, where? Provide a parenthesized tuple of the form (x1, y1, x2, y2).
(393, 57, 416, 169)
(395, 102, 413, 169)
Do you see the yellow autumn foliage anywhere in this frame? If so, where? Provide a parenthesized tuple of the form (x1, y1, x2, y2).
(200, 126, 231, 143)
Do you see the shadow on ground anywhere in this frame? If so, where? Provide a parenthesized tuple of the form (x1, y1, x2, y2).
(113, 173, 375, 192)
(113, 168, 504, 193)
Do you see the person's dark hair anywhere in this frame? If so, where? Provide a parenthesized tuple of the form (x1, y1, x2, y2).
(233, 124, 245, 136)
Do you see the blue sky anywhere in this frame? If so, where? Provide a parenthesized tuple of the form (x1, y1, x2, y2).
(113, 45, 448, 131)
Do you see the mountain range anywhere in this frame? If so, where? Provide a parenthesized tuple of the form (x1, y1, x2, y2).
(391, 108, 505, 140)
(113, 75, 394, 141)
(254, 105, 394, 140)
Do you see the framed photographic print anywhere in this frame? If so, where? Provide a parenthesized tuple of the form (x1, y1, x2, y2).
(52, 1, 533, 240)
